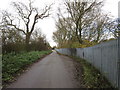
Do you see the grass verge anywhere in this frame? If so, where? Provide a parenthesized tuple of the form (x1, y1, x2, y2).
(72, 56, 114, 88)
(57, 52, 115, 88)
(2, 50, 52, 86)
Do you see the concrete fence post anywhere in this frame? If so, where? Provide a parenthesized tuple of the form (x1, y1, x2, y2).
(118, 37, 120, 90)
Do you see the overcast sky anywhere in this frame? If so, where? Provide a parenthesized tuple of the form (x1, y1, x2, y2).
(0, 0, 119, 47)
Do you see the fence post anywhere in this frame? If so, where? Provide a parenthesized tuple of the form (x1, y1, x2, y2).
(118, 37, 120, 90)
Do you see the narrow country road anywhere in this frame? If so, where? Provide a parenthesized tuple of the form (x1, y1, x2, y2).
(7, 51, 81, 88)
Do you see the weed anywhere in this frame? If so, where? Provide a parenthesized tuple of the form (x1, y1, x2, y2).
(2, 50, 52, 86)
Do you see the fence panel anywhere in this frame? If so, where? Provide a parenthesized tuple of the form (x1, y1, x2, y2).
(100, 40, 118, 88)
(56, 38, 120, 89)
(76, 48, 84, 58)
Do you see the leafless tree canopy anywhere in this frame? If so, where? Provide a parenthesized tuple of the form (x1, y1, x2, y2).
(1, 0, 52, 52)
(53, 0, 117, 48)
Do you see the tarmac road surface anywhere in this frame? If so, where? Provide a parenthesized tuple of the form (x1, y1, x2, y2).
(8, 51, 80, 88)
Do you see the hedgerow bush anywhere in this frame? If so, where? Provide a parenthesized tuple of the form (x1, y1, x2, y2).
(2, 51, 51, 84)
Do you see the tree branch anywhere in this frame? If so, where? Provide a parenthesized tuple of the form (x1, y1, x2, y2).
(7, 24, 26, 34)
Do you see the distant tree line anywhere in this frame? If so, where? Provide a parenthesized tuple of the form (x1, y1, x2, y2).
(53, 0, 119, 48)
(1, 27, 51, 54)
(0, 0, 51, 54)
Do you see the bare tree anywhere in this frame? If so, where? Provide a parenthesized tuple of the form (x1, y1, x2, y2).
(84, 13, 112, 43)
(53, 0, 116, 48)
(2, 0, 52, 51)
(65, 0, 103, 44)
(108, 18, 120, 38)
(53, 16, 76, 48)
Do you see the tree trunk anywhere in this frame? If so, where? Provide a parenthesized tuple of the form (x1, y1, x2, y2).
(25, 33, 31, 52)
(79, 28, 83, 44)
(96, 29, 101, 43)
(76, 17, 83, 44)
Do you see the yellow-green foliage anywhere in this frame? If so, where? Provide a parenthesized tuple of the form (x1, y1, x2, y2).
(58, 40, 98, 48)
(80, 40, 98, 48)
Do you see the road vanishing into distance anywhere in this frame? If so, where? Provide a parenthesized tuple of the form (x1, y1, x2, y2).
(8, 51, 81, 88)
